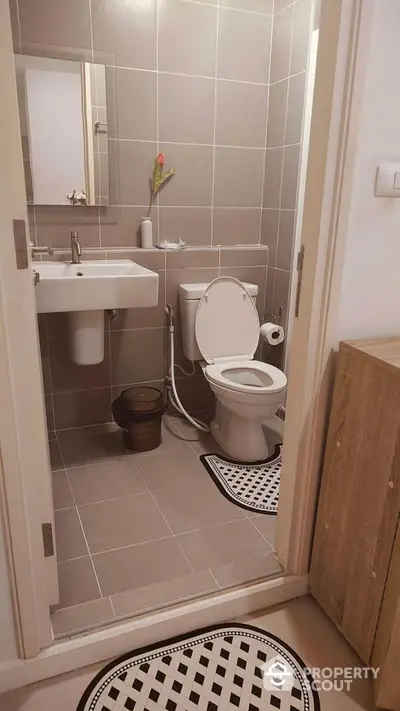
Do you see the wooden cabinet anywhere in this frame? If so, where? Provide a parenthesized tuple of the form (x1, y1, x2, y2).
(310, 338, 400, 666)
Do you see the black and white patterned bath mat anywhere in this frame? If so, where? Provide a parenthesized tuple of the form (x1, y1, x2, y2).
(200, 445, 282, 515)
(77, 623, 320, 711)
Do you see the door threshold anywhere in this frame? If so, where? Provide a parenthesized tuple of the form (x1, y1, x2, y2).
(0, 574, 307, 694)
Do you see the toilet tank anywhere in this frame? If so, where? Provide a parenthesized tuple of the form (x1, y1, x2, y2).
(178, 281, 258, 362)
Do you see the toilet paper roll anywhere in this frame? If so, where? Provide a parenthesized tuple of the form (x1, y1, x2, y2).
(260, 322, 285, 346)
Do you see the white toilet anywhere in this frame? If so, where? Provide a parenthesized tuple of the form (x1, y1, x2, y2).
(179, 277, 287, 462)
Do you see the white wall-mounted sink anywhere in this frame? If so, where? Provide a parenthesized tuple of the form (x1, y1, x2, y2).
(34, 260, 159, 366)
(35, 259, 159, 313)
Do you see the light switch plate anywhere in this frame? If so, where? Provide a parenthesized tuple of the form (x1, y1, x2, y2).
(374, 162, 400, 197)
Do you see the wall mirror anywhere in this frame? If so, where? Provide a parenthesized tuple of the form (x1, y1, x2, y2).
(14, 55, 110, 207)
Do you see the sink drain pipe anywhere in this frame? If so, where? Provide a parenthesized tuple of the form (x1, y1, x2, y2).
(165, 304, 210, 433)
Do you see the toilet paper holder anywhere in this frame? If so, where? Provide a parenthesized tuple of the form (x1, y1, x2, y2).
(266, 305, 284, 326)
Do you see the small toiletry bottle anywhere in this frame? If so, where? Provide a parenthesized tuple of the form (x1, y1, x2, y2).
(141, 217, 153, 248)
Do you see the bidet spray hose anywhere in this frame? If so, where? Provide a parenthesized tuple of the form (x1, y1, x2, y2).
(165, 304, 210, 433)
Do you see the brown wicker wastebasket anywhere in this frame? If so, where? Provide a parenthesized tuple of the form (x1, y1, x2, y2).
(112, 387, 164, 452)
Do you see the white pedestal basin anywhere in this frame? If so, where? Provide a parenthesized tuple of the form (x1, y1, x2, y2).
(35, 260, 159, 365)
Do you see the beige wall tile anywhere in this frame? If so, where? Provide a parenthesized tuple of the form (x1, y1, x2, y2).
(57, 558, 101, 608)
(100, 206, 158, 248)
(35, 206, 100, 249)
(218, 9, 271, 84)
(274, 0, 293, 13)
(291, 0, 312, 75)
(273, 267, 291, 327)
(166, 249, 218, 270)
(216, 81, 268, 148)
(111, 570, 217, 618)
(158, 144, 213, 207)
(220, 0, 273, 13)
(18, 0, 91, 50)
(277, 209, 295, 271)
(107, 249, 165, 270)
(213, 208, 261, 246)
(261, 209, 279, 266)
(281, 144, 300, 209)
(220, 247, 268, 267)
(109, 140, 155, 206)
(266, 80, 288, 148)
(92, 0, 157, 70)
(286, 72, 306, 145)
(159, 74, 215, 145)
(214, 147, 264, 208)
(53, 388, 112, 430)
(110, 69, 157, 141)
(159, 207, 212, 246)
(270, 5, 293, 84)
(52, 598, 114, 637)
(110, 327, 165, 385)
(49, 333, 110, 392)
(263, 147, 284, 209)
(93, 537, 191, 596)
(158, 0, 217, 77)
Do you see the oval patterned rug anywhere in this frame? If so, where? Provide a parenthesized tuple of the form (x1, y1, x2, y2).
(77, 623, 320, 711)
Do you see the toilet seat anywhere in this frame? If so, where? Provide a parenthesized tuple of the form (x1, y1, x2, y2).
(205, 359, 287, 395)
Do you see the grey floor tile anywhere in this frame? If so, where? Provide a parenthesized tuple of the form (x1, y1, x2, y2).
(52, 598, 114, 637)
(79, 494, 171, 554)
(211, 551, 282, 588)
(111, 570, 218, 618)
(58, 427, 126, 468)
(57, 558, 101, 608)
(54, 508, 88, 562)
(153, 480, 246, 534)
(93, 538, 191, 596)
(67, 457, 146, 505)
(176, 519, 269, 571)
(135, 447, 206, 491)
(49, 439, 64, 471)
(52, 471, 74, 510)
(251, 515, 277, 549)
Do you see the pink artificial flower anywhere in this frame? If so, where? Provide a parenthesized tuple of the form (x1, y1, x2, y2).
(156, 153, 165, 167)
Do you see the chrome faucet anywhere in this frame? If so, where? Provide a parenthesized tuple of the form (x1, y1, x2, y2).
(70, 231, 82, 264)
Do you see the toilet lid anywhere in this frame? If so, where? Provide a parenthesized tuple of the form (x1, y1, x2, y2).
(195, 277, 260, 364)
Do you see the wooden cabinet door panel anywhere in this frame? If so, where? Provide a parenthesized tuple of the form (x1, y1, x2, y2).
(310, 348, 400, 663)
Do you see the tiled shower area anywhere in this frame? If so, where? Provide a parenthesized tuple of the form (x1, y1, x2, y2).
(10, 0, 314, 637)
(50, 417, 280, 637)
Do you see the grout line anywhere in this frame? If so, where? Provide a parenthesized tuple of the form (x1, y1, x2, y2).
(108, 596, 116, 617)
(128, 459, 196, 574)
(210, 0, 220, 246)
(208, 568, 222, 589)
(107, 67, 269, 88)
(178, 0, 273, 18)
(109, 137, 267, 151)
(269, 68, 307, 88)
(61, 461, 104, 598)
(246, 516, 276, 555)
(274, 0, 300, 18)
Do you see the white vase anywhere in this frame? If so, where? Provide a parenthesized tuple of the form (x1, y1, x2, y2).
(141, 217, 153, 248)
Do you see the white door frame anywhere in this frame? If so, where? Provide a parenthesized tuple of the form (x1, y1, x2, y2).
(0, 0, 58, 659)
(0, 0, 372, 693)
(276, 0, 371, 574)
